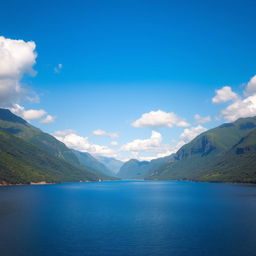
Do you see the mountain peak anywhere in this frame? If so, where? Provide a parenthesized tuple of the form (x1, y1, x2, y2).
(0, 108, 27, 125)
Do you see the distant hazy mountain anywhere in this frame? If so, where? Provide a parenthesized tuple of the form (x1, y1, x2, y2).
(72, 150, 115, 177)
(149, 117, 256, 183)
(0, 108, 115, 184)
(117, 155, 175, 179)
(96, 156, 123, 174)
(117, 159, 149, 179)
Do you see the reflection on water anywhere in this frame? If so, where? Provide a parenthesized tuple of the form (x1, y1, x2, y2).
(0, 180, 256, 256)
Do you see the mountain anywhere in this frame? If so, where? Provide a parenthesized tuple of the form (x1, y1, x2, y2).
(117, 155, 175, 179)
(0, 130, 98, 184)
(0, 109, 79, 166)
(196, 128, 256, 183)
(72, 150, 115, 177)
(0, 108, 115, 183)
(149, 117, 256, 183)
(96, 156, 123, 174)
(117, 159, 150, 179)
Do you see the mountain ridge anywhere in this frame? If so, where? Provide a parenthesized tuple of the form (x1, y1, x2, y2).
(148, 117, 256, 182)
(0, 108, 116, 183)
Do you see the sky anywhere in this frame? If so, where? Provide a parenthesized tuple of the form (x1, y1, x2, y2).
(1, 0, 256, 161)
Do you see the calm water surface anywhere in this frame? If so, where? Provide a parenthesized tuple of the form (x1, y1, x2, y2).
(0, 180, 256, 256)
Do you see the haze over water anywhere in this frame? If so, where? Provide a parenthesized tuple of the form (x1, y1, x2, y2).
(1, 180, 256, 256)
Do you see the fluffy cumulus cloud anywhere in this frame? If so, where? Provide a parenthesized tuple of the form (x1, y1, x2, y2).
(119, 129, 198, 161)
(244, 75, 256, 96)
(92, 129, 119, 138)
(221, 95, 256, 122)
(39, 115, 55, 124)
(0, 36, 37, 107)
(194, 114, 211, 124)
(10, 104, 46, 120)
(180, 125, 207, 143)
(215, 75, 256, 122)
(10, 104, 55, 123)
(132, 110, 190, 128)
(212, 86, 238, 104)
(0, 36, 54, 124)
(53, 130, 117, 157)
(120, 131, 175, 161)
(121, 131, 163, 152)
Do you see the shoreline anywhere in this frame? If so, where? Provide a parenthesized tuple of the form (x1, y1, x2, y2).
(0, 181, 56, 186)
(1, 179, 256, 187)
(145, 178, 256, 185)
(0, 179, 112, 187)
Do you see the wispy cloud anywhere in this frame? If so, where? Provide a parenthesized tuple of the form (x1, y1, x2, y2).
(92, 129, 119, 138)
(54, 63, 62, 73)
(194, 114, 211, 124)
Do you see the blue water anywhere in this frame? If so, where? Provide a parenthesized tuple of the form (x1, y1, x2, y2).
(1, 180, 256, 256)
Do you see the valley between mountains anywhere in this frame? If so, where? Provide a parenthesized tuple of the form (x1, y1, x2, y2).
(0, 108, 256, 185)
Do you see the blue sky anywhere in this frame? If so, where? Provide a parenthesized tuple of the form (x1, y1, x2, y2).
(1, 0, 256, 160)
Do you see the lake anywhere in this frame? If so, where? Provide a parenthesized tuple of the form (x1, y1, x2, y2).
(0, 180, 256, 256)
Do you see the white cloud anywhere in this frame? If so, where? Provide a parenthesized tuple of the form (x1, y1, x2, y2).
(121, 131, 163, 152)
(9, 104, 55, 124)
(110, 141, 118, 146)
(119, 129, 198, 161)
(54, 63, 62, 73)
(0, 36, 54, 123)
(122, 139, 186, 162)
(10, 104, 46, 120)
(151, 126, 207, 160)
(135, 126, 207, 161)
(154, 148, 182, 160)
(132, 110, 190, 128)
(130, 126, 208, 161)
(180, 125, 207, 143)
(244, 75, 256, 96)
(221, 95, 256, 122)
(212, 86, 238, 104)
(194, 114, 211, 124)
(0, 36, 37, 107)
(215, 75, 256, 122)
(92, 129, 119, 138)
(39, 115, 55, 124)
(53, 129, 75, 137)
(53, 130, 117, 157)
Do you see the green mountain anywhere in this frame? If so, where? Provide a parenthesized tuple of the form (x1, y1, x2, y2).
(197, 128, 256, 183)
(0, 109, 80, 166)
(149, 117, 256, 183)
(2, 108, 255, 184)
(0, 108, 115, 183)
(96, 156, 123, 174)
(117, 155, 174, 179)
(72, 150, 116, 178)
(0, 130, 98, 184)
